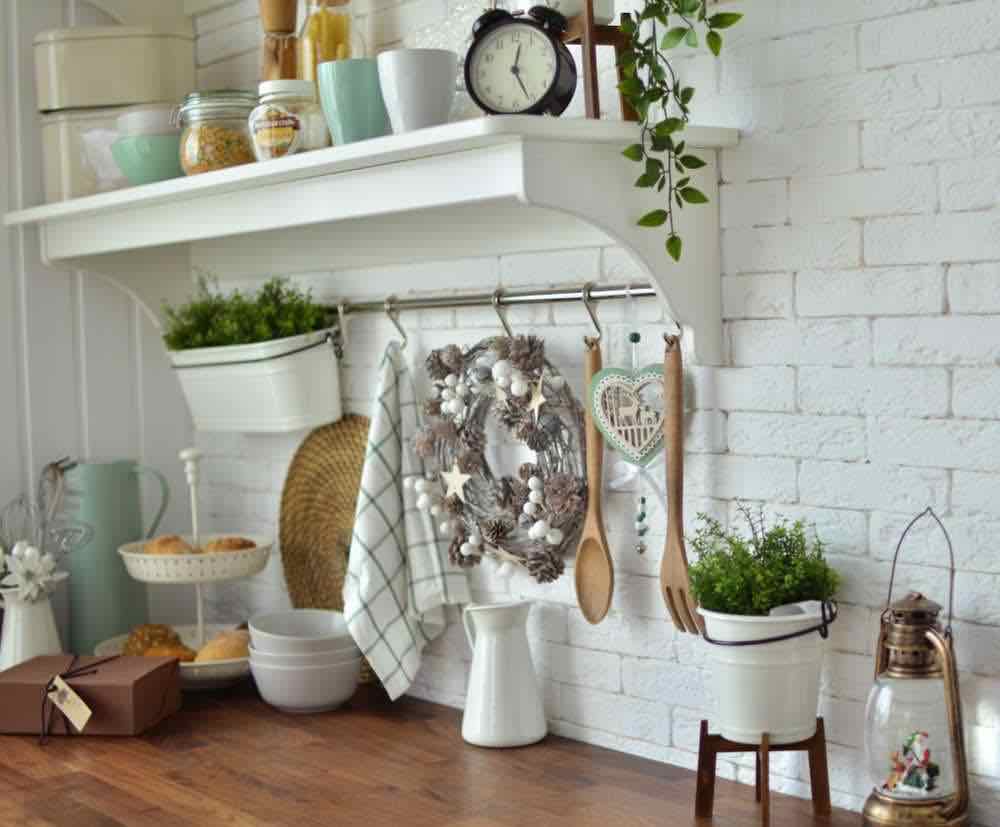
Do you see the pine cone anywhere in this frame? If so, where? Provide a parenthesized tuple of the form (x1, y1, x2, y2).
(445, 494, 464, 515)
(492, 337, 512, 360)
(518, 421, 550, 452)
(440, 344, 464, 375)
(457, 449, 482, 474)
(525, 550, 565, 584)
(480, 517, 513, 547)
(449, 534, 480, 569)
(545, 473, 586, 516)
(499, 476, 530, 515)
(510, 335, 545, 374)
(425, 350, 450, 381)
(519, 463, 540, 482)
(424, 399, 442, 417)
(431, 419, 458, 444)
(461, 423, 487, 454)
(496, 402, 525, 430)
(413, 427, 436, 459)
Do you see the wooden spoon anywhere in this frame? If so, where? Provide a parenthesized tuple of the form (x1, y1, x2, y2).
(575, 337, 614, 624)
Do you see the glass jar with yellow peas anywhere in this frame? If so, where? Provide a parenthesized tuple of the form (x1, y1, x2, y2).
(297, 0, 365, 83)
(177, 90, 257, 175)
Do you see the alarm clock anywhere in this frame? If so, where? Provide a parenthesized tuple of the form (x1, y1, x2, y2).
(464, 6, 577, 116)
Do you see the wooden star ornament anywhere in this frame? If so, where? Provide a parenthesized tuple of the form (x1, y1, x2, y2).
(527, 379, 547, 421)
(441, 462, 472, 502)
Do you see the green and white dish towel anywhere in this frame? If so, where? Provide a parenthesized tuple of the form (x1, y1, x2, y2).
(344, 341, 470, 700)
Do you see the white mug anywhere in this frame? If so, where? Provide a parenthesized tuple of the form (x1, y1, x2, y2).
(376, 48, 458, 134)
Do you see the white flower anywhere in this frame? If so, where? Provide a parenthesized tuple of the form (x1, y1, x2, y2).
(2, 545, 57, 603)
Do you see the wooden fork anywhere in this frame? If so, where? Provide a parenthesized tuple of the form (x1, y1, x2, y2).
(659, 335, 704, 635)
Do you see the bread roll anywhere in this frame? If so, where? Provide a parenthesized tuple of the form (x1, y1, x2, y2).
(195, 629, 250, 662)
(144, 643, 196, 662)
(123, 624, 181, 656)
(202, 536, 256, 553)
(145, 535, 195, 555)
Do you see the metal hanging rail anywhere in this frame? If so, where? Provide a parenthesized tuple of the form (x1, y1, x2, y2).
(337, 282, 657, 315)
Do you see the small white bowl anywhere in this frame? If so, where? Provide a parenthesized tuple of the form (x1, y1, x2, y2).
(249, 609, 354, 654)
(249, 644, 361, 668)
(250, 659, 361, 714)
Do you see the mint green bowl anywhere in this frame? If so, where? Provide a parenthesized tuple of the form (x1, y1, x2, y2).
(111, 134, 183, 185)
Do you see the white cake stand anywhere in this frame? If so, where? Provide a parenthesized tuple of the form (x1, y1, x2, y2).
(98, 448, 273, 689)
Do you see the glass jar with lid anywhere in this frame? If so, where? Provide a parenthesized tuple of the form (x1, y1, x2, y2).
(177, 90, 257, 175)
(298, 0, 365, 84)
(249, 80, 331, 160)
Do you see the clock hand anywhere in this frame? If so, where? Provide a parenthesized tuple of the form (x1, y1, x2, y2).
(515, 72, 530, 99)
(514, 44, 521, 70)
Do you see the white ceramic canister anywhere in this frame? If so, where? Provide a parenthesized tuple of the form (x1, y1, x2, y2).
(249, 79, 331, 160)
(34, 25, 194, 112)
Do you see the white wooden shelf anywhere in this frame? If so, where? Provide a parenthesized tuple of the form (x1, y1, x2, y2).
(4, 116, 738, 363)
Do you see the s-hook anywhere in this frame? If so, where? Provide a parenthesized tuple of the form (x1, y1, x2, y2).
(385, 296, 408, 350)
(492, 288, 514, 338)
(582, 282, 601, 348)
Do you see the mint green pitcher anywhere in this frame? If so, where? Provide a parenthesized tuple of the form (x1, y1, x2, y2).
(61, 460, 169, 655)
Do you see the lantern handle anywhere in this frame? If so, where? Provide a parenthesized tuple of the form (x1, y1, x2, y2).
(886, 507, 955, 635)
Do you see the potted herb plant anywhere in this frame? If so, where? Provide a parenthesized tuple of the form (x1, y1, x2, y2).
(163, 277, 341, 433)
(688, 506, 841, 744)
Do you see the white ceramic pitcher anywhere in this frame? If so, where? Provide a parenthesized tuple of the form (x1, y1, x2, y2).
(0, 582, 66, 671)
(461, 600, 547, 748)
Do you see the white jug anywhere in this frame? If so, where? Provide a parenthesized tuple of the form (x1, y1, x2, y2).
(0, 585, 65, 671)
(461, 600, 547, 748)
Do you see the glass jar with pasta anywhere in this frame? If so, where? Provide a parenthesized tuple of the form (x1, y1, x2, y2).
(297, 0, 365, 83)
(177, 90, 257, 175)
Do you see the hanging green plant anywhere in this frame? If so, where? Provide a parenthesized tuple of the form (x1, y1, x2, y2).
(618, 1, 742, 261)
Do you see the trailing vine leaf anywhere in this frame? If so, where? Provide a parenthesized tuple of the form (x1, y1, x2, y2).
(617, 2, 743, 260)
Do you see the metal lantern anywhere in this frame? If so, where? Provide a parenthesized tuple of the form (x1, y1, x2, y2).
(863, 508, 970, 827)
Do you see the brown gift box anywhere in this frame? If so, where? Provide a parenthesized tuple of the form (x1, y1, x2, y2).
(0, 655, 181, 736)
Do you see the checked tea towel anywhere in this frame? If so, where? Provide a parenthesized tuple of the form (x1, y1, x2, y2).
(344, 341, 470, 700)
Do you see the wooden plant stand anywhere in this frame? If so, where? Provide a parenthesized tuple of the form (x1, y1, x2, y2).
(561, 6, 638, 122)
(695, 718, 832, 827)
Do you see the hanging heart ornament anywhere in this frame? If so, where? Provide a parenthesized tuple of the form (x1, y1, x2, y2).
(589, 365, 665, 466)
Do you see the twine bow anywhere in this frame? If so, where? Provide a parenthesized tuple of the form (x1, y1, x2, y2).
(39, 655, 119, 744)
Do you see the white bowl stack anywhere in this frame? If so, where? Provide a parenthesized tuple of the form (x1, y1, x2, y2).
(248, 609, 362, 714)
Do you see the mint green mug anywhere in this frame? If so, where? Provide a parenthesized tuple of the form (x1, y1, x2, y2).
(318, 58, 390, 145)
(61, 459, 169, 655)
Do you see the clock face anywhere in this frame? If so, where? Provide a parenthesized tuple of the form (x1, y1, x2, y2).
(468, 23, 558, 114)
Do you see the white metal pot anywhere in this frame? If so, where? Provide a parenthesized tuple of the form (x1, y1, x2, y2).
(170, 330, 342, 433)
(461, 600, 547, 748)
(699, 601, 832, 745)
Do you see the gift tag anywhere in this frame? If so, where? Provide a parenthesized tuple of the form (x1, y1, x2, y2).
(48, 675, 92, 733)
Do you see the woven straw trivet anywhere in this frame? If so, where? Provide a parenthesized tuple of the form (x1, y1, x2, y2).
(279, 414, 377, 683)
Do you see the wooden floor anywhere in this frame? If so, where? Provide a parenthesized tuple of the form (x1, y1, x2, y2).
(0, 684, 859, 826)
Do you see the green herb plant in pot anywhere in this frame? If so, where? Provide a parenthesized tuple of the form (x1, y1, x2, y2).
(163, 276, 341, 433)
(688, 505, 841, 745)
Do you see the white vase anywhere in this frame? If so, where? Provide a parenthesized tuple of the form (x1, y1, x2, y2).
(462, 600, 547, 748)
(699, 601, 830, 745)
(0, 586, 65, 671)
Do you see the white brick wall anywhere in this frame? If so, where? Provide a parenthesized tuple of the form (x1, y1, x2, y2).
(191, 1, 1000, 823)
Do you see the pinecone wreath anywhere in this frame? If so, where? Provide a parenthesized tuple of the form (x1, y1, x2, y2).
(406, 336, 587, 584)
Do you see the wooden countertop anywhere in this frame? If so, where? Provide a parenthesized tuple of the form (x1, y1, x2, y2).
(0, 684, 858, 826)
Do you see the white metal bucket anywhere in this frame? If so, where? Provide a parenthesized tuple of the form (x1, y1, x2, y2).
(170, 330, 342, 433)
(699, 602, 829, 745)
